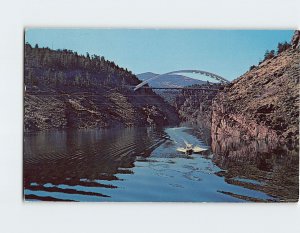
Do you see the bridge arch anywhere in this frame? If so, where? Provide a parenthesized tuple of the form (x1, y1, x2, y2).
(134, 69, 229, 91)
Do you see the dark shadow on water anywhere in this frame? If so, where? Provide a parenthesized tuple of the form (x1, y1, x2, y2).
(23, 127, 167, 201)
(211, 135, 299, 202)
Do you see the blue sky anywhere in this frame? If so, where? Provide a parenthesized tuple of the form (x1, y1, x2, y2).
(25, 29, 293, 81)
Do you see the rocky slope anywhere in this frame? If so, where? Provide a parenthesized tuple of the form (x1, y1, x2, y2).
(174, 83, 221, 141)
(24, 44, 179, 132)
(211, 31, 300, 145)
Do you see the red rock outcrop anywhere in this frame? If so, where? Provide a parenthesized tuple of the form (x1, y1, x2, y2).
(291, 30, 300, 49)
(211, 31, 300, 145)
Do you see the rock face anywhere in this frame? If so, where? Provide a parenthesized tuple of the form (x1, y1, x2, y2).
(291, 30, 300, 49)
(174, 83, 220, 141)
(25, 88, 179, 132)
(211, 33, 300, 145)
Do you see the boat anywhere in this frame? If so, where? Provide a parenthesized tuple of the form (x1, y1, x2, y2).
(192, 145, 207, 153)
(176, 141, 207, 154)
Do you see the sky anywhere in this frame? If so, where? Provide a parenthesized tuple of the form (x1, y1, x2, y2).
(25, 29, 294, 81)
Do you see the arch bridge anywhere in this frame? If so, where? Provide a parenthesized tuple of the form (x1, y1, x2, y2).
(134, 69, 229, 91)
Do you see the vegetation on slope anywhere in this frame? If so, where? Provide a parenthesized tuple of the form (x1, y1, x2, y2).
(24, 44, 179, 131)
(212, 31, 300, 145)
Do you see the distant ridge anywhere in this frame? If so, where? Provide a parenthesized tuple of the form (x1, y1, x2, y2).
(137, 72, 205, 88)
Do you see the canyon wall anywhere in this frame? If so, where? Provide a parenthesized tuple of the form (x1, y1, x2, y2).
(211, 31, 300, 145)
(174, 83, 220, 141)
(24, 44, 179, 132)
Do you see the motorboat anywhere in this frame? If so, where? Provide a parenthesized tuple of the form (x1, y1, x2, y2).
(192, 145, 207, 153)
(176, 141, 207, 154)
(177, 143, 193, 154)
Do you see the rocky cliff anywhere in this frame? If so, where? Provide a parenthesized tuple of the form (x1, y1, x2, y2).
(174, 83, 220, 141)
(24, 44, 179, 132)
(211, 31, 300, 145)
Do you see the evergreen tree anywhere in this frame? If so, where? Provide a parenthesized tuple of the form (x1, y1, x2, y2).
(264, 50, 275, 60)
(277, 42, 291, 54)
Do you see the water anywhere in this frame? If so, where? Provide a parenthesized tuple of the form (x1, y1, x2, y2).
(23, 127, 299, 202)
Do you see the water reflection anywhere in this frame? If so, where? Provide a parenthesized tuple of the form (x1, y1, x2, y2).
(24, 128, 167, 201)
(211, 135, 299, 202)
(23, 127, 298, 202)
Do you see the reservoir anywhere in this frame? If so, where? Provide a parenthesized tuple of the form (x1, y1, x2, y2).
(23, 126, 299, 202)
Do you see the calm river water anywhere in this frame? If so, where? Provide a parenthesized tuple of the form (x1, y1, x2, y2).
(23, 127, 299, 202)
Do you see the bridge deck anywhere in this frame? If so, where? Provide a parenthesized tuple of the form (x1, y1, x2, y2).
(133, 69, 229, 91)
(138, 86, 219, 91)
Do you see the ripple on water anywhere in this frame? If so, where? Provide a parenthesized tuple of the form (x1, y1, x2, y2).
(24, 127, 292, 202)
